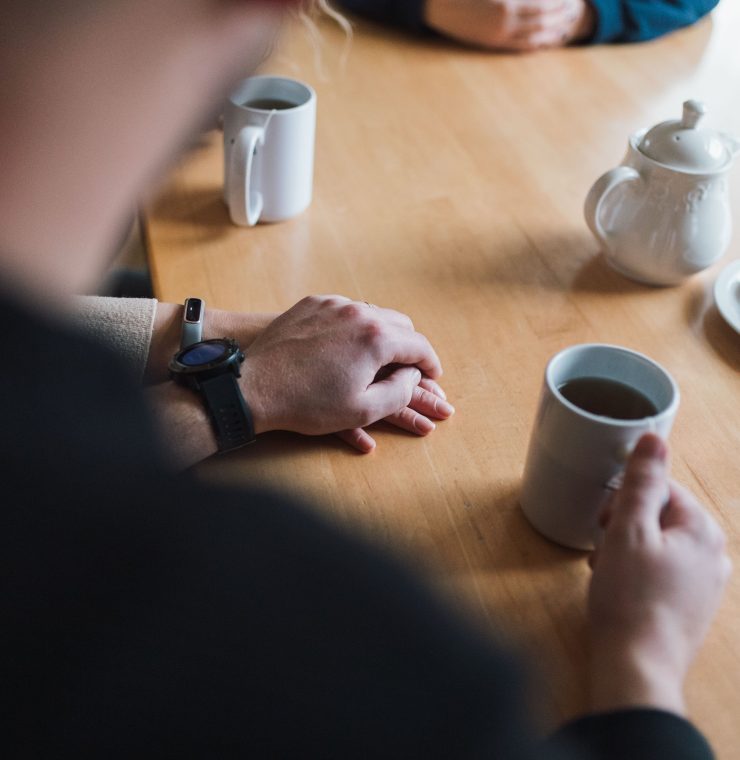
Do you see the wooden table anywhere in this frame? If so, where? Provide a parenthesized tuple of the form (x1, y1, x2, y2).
(144, 6, 740, 755)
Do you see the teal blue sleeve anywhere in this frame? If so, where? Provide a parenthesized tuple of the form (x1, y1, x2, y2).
(587, 0, 719, 43)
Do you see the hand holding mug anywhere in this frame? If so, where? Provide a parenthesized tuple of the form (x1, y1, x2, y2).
(588, 435, 732, 715)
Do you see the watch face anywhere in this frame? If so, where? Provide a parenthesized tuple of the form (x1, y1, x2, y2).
(180, 341, 229, 367)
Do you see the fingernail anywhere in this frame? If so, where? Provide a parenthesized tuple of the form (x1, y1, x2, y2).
(432, 383, 447, 400)
(414, 416, 436, 434)
(359, 435, 376, 453)
(436, 399, 455, 417)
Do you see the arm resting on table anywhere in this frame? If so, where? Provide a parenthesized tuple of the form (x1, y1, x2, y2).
(339, 0, 719, 43)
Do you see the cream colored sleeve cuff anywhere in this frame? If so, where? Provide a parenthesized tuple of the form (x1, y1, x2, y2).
(72, 296, 158, 383)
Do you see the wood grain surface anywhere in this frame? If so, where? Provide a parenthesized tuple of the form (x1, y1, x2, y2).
(144, 6, 740, 752)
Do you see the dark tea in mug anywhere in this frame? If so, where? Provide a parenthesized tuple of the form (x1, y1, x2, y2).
(245, 98, 296, 111)
(558, 376, 658, 420)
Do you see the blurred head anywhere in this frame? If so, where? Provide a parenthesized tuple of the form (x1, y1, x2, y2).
(0, 0, 311, 301)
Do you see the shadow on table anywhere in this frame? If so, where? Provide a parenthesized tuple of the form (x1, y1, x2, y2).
(702, 304, 740, 372)
(423, 223, 646, 296)
(427, 478, 586, 575)
(570, 252, 652, 296)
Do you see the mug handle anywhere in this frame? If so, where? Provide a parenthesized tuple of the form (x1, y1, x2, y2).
(227, 125, 265, 226)
(584, 166, 641, 246)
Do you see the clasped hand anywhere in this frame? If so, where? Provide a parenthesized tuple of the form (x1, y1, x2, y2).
(424, 0, 595, 51)
(240, 295, 454, 452)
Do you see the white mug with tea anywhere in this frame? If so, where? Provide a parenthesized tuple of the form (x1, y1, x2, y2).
(223, 76, 316, 226)
(520, 344, 680, 550)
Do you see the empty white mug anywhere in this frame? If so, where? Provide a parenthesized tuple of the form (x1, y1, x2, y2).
(223, 76, 317, 226)
(520, 344, 680, 550)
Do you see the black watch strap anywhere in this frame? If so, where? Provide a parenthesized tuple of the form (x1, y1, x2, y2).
(199, 372, 255, 452)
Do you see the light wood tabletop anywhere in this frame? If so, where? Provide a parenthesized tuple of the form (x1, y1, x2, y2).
(144, 6, 740, 754)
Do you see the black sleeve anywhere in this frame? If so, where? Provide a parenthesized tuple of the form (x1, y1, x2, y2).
(547, 709, 715, 759)
(2, 293, 718, 759)
(3, 474, 542, 758)
(339, 0, 430, 34)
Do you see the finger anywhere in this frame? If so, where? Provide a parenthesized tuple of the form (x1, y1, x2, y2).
(363, 366, 422, 421)
(659, 481, 705, 532)
(419, 376, 447, 400)
(512, 8, 572, 32)
(610, 434, 669, 534)
(598, 495, 615, 529)
(515, 0, 570, 17)
(369, 305, 415, 331)
(721, 554, 733, 583)
(493, 30, 566, 52)
(664, 483, 727, 551)
(385, 407, 436, 436)
(513, 24, 572, 48)
(408, 385, 455, 420)
(335, 428, 376, 454)
(380, 331, 443, 380)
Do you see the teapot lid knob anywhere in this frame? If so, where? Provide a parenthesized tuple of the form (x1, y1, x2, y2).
(639, 99, 731, 171)
(681, 99, 707, 130)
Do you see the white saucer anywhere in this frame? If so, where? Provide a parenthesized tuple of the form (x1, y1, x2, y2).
(714, 259, 740, 334)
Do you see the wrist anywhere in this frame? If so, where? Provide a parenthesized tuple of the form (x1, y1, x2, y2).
(237, 359, 271, 436)
(589, 636, 687, 716)
(145, 302, 276, 385)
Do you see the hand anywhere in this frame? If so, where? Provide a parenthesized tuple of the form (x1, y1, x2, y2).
(335, 375, 455, 453)
(424, 0, 595, 51)
(240, 295, 443, 438)
(587, 434, 732, 715)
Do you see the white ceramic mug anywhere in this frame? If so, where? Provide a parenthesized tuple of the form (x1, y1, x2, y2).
(520, 344, 680, 550)
(223, 76, 316, 226)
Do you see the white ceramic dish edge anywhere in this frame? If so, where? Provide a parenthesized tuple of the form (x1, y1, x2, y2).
(713, 259, 740, 334)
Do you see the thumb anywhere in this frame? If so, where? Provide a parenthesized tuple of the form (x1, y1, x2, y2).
(364, 366, 421, 419)
(611, 434, 670, 533)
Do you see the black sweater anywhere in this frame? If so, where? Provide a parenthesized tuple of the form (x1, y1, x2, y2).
(0, 291, 714, 758)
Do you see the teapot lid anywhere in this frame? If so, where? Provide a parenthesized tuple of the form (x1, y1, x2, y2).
(638, 100, 730, 172)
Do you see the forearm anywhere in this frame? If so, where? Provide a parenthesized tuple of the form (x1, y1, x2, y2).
(145, 381, 219, 469)
(144, 305, 277, 468)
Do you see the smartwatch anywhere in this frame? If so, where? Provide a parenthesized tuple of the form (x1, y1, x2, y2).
(180, 297, 205, 349)
(169, 338, 256, 452)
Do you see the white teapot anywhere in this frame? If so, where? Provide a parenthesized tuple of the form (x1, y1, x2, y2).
(584, 100, 740, 285)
